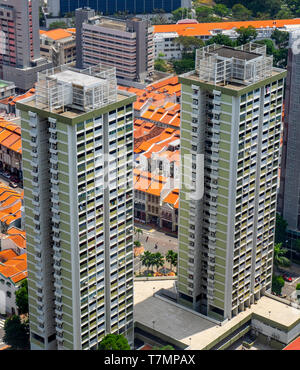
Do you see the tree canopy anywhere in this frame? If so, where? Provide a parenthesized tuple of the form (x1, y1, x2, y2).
(15, 279, 28, 315)
(49, 21, 68, 29)
(98, 334, 130, 350)
(3, 315, 30, 350)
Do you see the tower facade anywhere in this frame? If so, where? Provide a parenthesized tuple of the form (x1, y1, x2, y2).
(17, 64, 135, 349)
(178, 44, 286, 320)
(279, 31, 300, 240)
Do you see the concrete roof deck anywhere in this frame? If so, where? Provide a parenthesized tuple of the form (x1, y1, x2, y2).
(134, 279, 300, 350)
(22, 93, 129, 119)
(182, 68, 285, 91)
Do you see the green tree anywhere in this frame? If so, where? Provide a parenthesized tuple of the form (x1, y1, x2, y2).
(151, 14, 169, 25)
(275, 213, 288, 244)
(166, 250, 178, 271)
(15, 279, 28, 315)
(236, 26, 257, 45)
(134, 227, 143, 241)
(3, 315, 30, 350)
(206, 34, 234, 47)
(140, 251, 154, 272)
(213, 4, 230, 19)
(153, 252, 164, 272)
(153, 345, 175, 350)
(272, 275, 285, 295)
(275, 8, 294, 19)
(256, 39, 277, 56)
(98, 334, 130, 350)
(271, 29, 289, 49)
(134, 240, 142, 248)
(232, 4, 252, 21)
(171, 7, 192, 22)
(274, 243, 290, 268)
(49, 21, 68, 29)
(195, 6, 213, 21)
(174, 36, 204, 53)
(155, 57, 168, 72)
(172, 56, 195, 74)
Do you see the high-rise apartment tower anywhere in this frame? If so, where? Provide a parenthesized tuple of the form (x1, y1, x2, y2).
(17, 64, 136, 349)
(178, 44, 286, 320)
(279, 31, 300, 242)
(0, 0, 51, 91)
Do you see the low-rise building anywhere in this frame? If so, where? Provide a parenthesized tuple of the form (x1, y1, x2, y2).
(154, 18, 300, 60)
(0, 119, 22, 178)
(0, 249, 27, 315)
(40, 28, 76, 67)
(0, 81, 15, 100)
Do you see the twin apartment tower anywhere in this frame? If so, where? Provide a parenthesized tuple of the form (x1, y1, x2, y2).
(17, 44, 285, 348)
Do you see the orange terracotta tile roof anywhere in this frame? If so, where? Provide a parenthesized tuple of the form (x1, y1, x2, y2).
(284, 337, 300, 350)
(7, 227, 26, 249)
(154, 19, 300, 37)
(163, 189, 179, 207)
(0, 118, 22, 153)
(0, 252, 27, 284)
(40, 28, 74, 41)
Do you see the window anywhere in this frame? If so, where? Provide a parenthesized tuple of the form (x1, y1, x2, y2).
(6, 291, 11, 298)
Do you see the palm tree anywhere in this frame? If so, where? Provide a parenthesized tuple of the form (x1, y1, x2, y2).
(166, 250, 178, 272)
(274, 243, 290, 268)
(140, 251, 153, 273)
(134, 227, 143, 241)
(153, 252, 164, 272)
(134, 240, 141, 248)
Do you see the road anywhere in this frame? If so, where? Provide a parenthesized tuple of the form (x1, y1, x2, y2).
(0, 175, 23, 193)
(134, 223, 178, 273)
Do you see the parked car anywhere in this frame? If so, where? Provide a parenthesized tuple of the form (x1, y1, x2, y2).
(3, 172, 11, 179)
(283, 274, 292, 282)
(9, 181, 18, 188)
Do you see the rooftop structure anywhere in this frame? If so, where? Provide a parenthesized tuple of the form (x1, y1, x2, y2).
(195, 44, 273, 86)
(35, 64, 117, 113)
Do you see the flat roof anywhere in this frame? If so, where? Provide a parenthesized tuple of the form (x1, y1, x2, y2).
(21, 92, 131, 119)
(182, 68, 284, 91)
(52, 70, 105, 88)
(214, 46, 261, 61)
(134, 279, 300, 350)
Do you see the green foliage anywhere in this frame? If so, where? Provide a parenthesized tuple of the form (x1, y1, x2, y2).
(98, 334, 130, 350)
(271, 29, 289, 49)
(152, 345, 175, 350)
(134, 240, 141, 247)
(3, 315, 30, 350)
(275, 213, 288, 244)
(151, 14, 169, 25)
(49, 21, 68, 29)
(155, 58, 168, 72)
(15, 279, 28, 315)
(272, 275, 285, 295)
(134, 227, 143, 241)
(206, 34, 234, 47)
(232, 4, 252, 20)
(140, 251, 154, 270)
(152, 252, 164, 271)
(195, 6, 213, 21)
(274, 243, 290, 268)
(172, 54, 195, 74)
(213, 4, 230, 18)
(174, 36, 204, 53)
(236, 26, 257, 45)
(296, 283, 300, 290)
(172, 7, 192, 22)
(166, 250, 178, 270)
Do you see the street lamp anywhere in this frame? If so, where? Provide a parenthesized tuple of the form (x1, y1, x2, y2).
(153, 287, 155, 297)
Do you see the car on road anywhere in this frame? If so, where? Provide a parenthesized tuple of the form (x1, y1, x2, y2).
(9, 181, 18, 188)
(283, 274, 293, 282)
(2, 172, 11, 180)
